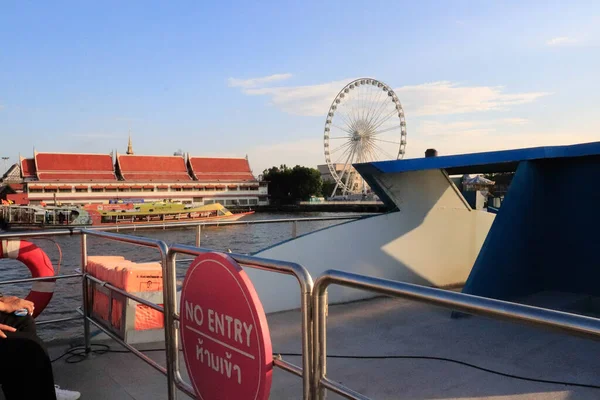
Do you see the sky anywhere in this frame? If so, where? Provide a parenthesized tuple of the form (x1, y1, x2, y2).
(1, 1, 599, 175)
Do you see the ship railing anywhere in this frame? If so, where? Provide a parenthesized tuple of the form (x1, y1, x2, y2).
(2, 214, 365, 244)
(90, 214, 364, 243)
(166, 244, 313, 400)
(5, 229, 600, 400)
(0, 274, 83, 326)
(0, 228, 315, 400)
(312, 270, 600, 400)
(0, 230, 90, 326)
(0, 230, 176, 394)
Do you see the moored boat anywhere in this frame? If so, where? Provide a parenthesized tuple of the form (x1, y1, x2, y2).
(0, 201, 253, 229)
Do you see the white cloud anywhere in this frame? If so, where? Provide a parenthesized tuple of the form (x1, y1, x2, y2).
(228, 73, 293, 89)
(243, 78, 353, 116)
(418, 118, 528, 137)
(228, 75, 578, 171)
(407, 131, 599, 160)
(240, 119, 599, 172)
(397, 82, 549, 116)
(233, 78, 550, 117)
(546, 36, 578, 46)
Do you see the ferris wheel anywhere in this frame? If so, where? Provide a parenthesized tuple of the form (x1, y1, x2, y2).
(324, 78, 407, 196)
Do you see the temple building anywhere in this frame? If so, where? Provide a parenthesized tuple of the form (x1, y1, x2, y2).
(3, 139, 268, 207)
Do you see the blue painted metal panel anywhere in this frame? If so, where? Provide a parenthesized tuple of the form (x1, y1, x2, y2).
(354, 141, 600, 176)
(461, 155, 600, 302)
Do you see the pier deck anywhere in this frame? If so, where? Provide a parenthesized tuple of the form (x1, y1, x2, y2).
(27, 296, 600, 399)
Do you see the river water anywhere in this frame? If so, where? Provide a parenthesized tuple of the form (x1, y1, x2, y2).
(0, 212, 356, 342)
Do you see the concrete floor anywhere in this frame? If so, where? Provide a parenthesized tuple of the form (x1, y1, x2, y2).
(33, 296, 600, 399)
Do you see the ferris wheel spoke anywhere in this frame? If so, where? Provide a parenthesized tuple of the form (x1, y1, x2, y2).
(367, 96, 391, 130)
(348, 103, 361, 130)
(353, 93, 365, 127)
(360, 85, 371, 122)
(367, 145, 379, 162)
(336, 147, 356, 187)
(368, 85, 384, 122)
(370, 141, 396, 160)
(371, 138, 401, 146)
(330, 145, 353, 162)
(349, 90, 362, 124)
(333, 143, 354, 165)
(336, 108, 357, 131)
(331, 124, 353, 134)
(330, 140, 353, 155)
(342, 149, 356, 190)
(333, 108, 350, 127)
(364, 140, 379, 159)
(363, 90, 381, 124)
(371, 125, 400, 136)
(365, 84, 383, 123)
(329, 136, 350, 140)
(368, 86, 389, 121)
(371, 108, 399, 132)
(370, 104, 395, 129)
(361, 85, 370, 121)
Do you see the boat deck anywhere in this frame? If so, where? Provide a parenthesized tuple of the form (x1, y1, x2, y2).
(20, 296, 600, 399)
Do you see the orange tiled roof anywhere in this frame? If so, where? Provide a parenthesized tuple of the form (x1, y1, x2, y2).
(34, 153, 117, 181)
(189, 157, 256, 182)
(117, 154, 192, 181)
(20, 158, 37, 179)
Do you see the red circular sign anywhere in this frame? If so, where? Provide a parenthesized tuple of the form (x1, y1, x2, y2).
(180, 252, 273, 400)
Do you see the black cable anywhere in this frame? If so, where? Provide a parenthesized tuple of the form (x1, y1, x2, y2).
(274, 352, 600, 390)
(51, 343, 110, 364)
(50, 344, 165, 364)
(51, 345, 600, 390)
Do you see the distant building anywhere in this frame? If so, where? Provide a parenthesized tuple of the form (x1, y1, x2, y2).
(0, 163, 25, 203)
(317, 163, 364, 193)
(1, 163, 22, 184)
(6, 138, 269, 207)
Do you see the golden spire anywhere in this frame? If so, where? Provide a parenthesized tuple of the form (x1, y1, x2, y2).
(126, 132, 134, 155)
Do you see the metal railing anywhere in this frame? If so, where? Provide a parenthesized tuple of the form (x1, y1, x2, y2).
(166, 244, 314, 400)
(7, 226, 600, 400)
(2, 214, 363, 246)
(0, 216, 355, 400)
(93, 214, 363, 245)
(77, 229, 179, 397)
(312, 269, 600, 400)
(0, 273, 83, 326)
(0, 229, 87, 327)
(0, 229, 185, 398)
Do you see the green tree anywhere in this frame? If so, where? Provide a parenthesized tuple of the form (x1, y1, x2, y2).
(321, 181, 337, 198)
(263, 165, 323, 204)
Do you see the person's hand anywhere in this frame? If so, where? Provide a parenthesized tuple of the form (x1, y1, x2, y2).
(0, 296, 34, 315)
(0, 324, 16, 339)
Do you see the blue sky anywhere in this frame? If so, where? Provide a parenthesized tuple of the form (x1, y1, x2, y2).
(1, 1, 599, 174)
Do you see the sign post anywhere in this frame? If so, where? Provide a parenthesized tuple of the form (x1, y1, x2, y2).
(180, 252, 273, 400)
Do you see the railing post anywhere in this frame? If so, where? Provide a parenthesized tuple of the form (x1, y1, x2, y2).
(292, 221, 298, 238)
(162, 246, 178, 400)
(195, 224, 201, 247)
(313, 287, 328, 400)
(80, 232, 91, 354)
(301, 289, 312, 400)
